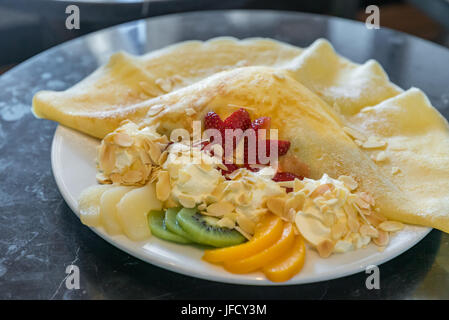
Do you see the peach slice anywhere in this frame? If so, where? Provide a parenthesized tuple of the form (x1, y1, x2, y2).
(262, 235, 306, 282)
(223, 222, 295, 274)
(202, 214, 283, 263)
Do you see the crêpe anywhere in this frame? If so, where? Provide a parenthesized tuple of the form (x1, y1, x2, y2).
(32, 37, 449, 233)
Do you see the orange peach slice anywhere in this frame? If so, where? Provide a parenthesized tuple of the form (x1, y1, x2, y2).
(202, 214, 283, 263)
(262, 235, 306, 282)
(223, 222, 295, 274)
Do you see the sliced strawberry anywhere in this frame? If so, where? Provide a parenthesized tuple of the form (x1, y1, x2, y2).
(204, 111, 224, 130)
(272, 171, 303, 193)
(243, 163, 261, 172)
(204, 111, 225, 146)
(265, 139, 290, 157)
(220, 163, 240, 176)
(223, 108, 251, 130)
(272, 171, 303, 182)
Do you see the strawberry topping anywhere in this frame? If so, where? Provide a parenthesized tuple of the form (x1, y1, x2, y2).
(202, 108, 305, 185)
(204, 111, 224, 130)
(223, 108, 251, 130)
(264, 139, 291, 157)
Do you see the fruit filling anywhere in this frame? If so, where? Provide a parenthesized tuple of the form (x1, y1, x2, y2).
(203, 108, 303, 187)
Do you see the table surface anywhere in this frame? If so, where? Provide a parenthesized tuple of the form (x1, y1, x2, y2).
(1, 10, 449, 300)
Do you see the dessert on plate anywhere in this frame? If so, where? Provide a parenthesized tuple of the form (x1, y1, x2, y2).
(32, 37, 449, 282)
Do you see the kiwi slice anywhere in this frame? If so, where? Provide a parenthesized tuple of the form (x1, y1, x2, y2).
(148, 210, 191, 244)
(165, 207, 194, 241)
(176, 208, 247, 247)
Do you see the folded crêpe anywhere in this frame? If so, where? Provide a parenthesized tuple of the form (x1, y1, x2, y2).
(32, 37, 449, 233)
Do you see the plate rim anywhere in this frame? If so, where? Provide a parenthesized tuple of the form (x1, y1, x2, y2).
(51, 125, 432, 286)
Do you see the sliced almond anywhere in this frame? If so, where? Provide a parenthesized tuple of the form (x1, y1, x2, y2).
(113, 133, 133, 147)
(122, 170, 143, 185)
(146, 140, 162, 164)
(158, 150, 169, 166)
(331, 221, 348, 240)
(177, 194, 196, 208)
(373, 230, 389, 246)
(96, 172, 112, 184)
(354, 196, 371, 209)
(217, 217, 235, 229)
(235, 226, 252, 241)
(99, 143, 116, 173)
(110, 173, 123, 184)
(359, 224, 379, 238)
(284, 194, 305, 216)
(156, 170, 170, 201)
(359, 192, 375, 206)
(391, 167, 401, 175)
(310, 184, 333, 198)
(378, 221, 404, 232)
(206, 201, 235, 217)
(347, 216, 360, 233)
(266, 197, 285, 216)
(236, 215, 256, 235)
(316, 239, 334, 258)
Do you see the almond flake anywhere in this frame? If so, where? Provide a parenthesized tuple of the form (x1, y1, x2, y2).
(266, 197, 285, 216)
(235, 226, 252, 240)
(217, 217, 235, 229)
(122, 170, 143, 185)
(317, 239, 334, 258)
(359, 224, 379, 238)
(338, 175, 358, 190)
(310, 184, 333, 198)
(113, 133, 133, 147)
(378, 221, 404, 232)
(207, 201, 235, 217)
(236, 215, 256, 235)
(96, 172, 112, 184)
(373, 230, 389, 246)
(156, 170, 170, 201)
(391, 167, 401, 175)
(331, 222, 347, 240)
(177, 194, 196, 208)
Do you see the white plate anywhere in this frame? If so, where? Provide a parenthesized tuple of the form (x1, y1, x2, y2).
(51, 125, 432, 285)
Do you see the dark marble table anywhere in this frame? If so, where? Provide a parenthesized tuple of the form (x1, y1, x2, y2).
(1, 10, 449, 300)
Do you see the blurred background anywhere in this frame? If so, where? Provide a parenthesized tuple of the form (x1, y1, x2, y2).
(1, 0, 449, 74)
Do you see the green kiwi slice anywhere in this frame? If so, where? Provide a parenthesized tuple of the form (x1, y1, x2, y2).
(148, 210, 191, 244)
(176, 208, 247, 247)
(165, 207, 193, 241)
